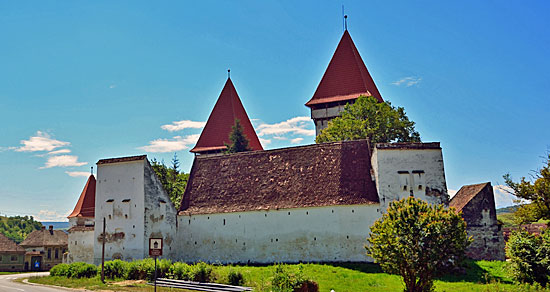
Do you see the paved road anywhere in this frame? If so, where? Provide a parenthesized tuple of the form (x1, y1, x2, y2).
(0, 272, 67, 292)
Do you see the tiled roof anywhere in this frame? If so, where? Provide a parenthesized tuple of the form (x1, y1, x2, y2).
(68, 226, 94, 232)
(191, 78, 263, 154)
(0, 233, 25, 253)
(97, 155, 146, 165)
(68, 175, 96, 218)
(180, 140, 379, 215)
(306, 30, 383, 107)
(19, 229, 68, 248)
(449, 182, 491, 212)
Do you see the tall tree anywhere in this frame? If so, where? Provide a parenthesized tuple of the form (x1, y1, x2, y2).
(316, 95, 421, 144)
(366, 197, 471, 292)
(150, 158, 189, 210)
(225, 119, 251, 153)
(504, 152, 550, 224)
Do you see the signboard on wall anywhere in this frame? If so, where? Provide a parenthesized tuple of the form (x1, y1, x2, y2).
(149, 238, 163, 257)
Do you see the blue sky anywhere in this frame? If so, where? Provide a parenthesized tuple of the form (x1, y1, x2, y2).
(1, 1, 548, 221)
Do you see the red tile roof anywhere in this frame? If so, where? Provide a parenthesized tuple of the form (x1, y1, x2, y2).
(306, 30, 383, 107)
(449, 182, 491, 213)
(191, 78, 263, 153)
(97, 155, 147, 165)
(180, 140, 379, 215)
(67, 175, 96, 219)
(19, 229, 68, 248)
(0, 233, 26, 253)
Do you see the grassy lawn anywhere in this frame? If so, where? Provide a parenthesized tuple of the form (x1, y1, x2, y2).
(27, 261, 550, 292)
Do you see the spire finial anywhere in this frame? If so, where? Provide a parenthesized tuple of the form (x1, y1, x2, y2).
(91, 166, 93, 175)
(344, 14, 348, 31)
(228, 69, 231, 79)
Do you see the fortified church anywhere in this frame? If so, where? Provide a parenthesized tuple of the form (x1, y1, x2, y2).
(65, 28, 505, 264)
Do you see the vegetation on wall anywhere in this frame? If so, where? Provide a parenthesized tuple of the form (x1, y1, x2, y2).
(316, 95, 421, 145)
(0, 215, 42, 243)
(150, 154, 189, 210)
(366, 197, 471, 292)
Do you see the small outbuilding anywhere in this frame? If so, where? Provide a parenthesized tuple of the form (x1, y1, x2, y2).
(0, 233, 26, 271)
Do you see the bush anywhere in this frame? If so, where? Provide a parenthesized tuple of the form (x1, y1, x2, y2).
(49, 263, 70, 277)
(67, 262, 98, 278)
(366, 197, 471, 292)
(506, 229, 550, 285)
(124, 258, 172, 281)
(271, 264, 317, 292)
(104, 259, 127, 279)
(169, 262, 192, 280)
(227, 269, 244, 286)
(190, 262, 213, 283)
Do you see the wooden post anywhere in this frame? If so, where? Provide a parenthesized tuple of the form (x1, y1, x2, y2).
(154, 256, 157, 292)
(101, 217, 106, 283)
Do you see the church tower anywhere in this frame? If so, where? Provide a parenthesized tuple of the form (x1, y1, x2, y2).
(190, 75, 263, 155)
(305, 30, 383, 136)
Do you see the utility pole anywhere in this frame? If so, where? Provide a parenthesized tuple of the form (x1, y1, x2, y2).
(101, 217, 106, 283)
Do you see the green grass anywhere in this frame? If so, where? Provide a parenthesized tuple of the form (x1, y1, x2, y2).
(26, 261, 550, 292)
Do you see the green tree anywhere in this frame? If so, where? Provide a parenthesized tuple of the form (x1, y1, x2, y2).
(504, 153, 550, 224)
(150, 157, 190, 210)
(225, 119, 251, 153)
(316, 95, 421, 144)
(506, 229, 550, 285)
(0, 215, 43, 243)
(366, 197, 471, 292)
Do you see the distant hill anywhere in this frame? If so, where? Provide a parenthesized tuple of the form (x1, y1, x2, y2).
(41, 221, 69, 230)
(496, 205, 520, 215)
(0, 215, 43, 244)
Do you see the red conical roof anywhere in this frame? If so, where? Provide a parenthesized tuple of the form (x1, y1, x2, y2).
(306, 30, 383, 107)
(68, 175, 96, 218)
(190, 78, 263, 153)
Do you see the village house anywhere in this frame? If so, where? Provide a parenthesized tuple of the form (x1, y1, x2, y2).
(0, 233, 25, 272)
(66, 28, 505, 264)
(19, 225, 67, 271)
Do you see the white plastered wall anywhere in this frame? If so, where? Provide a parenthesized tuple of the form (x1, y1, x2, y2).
(93, 160, 146, 265)
(176, 205, 380, 264)
(371, 147, 449, 210)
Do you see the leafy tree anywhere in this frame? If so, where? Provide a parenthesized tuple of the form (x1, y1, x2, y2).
(506, 229, 550, 285)
(366, 197, 471, 292)
(225, 119, 251, 153)
(150, 157, 190, 210)
(504, 153, 550, 224)
(316, 95, 421, 144)
(0, 215, 43, 243)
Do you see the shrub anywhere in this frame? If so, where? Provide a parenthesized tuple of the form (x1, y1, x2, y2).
(190, 262, 213, 283)
(104, 259, 127, 279)
(49, 263, 70, 277)
(67, 262, 98, 278)
(506, 229, 550, 285)
(169, 262, 192, 280)
(366, 197, 471, 292)
(227, 269, 244, 286)
(126, 259, 154, 280)
(271, 264, 317, 292)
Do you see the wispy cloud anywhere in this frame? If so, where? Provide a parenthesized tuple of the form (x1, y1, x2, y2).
(161, 120, 206, 132)
(259, 138, 272, 146)
(15, 131, 70, 152)
(448, 189, 458, 198)
(109, 84, 116, 89)
(493, 184, 525, 209)
(139, 134, 200, 153)
(392, 76, 422, 87)
(65, 171, 91, 177)
(41, 155, 87, 169)
(290, 137, 304, 144)
(257, 116, 315, 136)
(34, 209, 71, 222)
(48, 149, 71, 155)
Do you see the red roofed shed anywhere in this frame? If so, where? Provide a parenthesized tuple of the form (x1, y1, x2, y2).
(190, 77, 263, 154)
(67, 175, 96, 218)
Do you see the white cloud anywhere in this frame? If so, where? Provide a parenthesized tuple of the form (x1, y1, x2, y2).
(259, 138, 272, 146)
(16, 131, 70, 152)
(109, 84, 116, 89)
(34, 209, 71, 222)
(273, 136, 287, 141)
(290, 137, 304, 144)
(41, 155, 87, 169)
(139, 134, 200, 153)
(493, 185, 525, 209)
(161, 120, 206, 132)
(48, 149, 71, 155)
(448, 189, 458, 198)
(392, 76, 422, 87)
(65, 171, 91, 177)
(257, 116, 315, 137)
